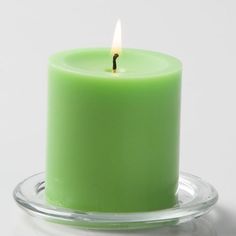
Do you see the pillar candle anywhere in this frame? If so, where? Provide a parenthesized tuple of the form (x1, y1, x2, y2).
(46, 48, 182, 212)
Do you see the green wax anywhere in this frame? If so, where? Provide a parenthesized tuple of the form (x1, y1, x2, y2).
(46, 48, 182, 212)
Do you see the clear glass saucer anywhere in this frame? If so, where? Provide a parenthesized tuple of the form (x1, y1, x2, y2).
(13, 172, 218, 230)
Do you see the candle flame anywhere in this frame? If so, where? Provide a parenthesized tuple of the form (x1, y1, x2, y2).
(111, 19, 122, 55)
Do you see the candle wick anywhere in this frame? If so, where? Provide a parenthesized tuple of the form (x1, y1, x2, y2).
(112, 53, 119, 73)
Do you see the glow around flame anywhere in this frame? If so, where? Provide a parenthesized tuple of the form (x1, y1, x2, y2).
(111, 19, 122, 55)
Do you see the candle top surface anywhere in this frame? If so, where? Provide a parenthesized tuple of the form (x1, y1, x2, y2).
(49, 48, 182, 79)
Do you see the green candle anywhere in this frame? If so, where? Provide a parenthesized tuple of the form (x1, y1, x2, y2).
(46, 48, 182, 212)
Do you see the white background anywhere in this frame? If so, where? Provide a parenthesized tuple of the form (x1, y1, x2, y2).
(0, 0, 236, 235)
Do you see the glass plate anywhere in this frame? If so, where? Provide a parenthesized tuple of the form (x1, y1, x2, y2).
(13, 172, 218, 230)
